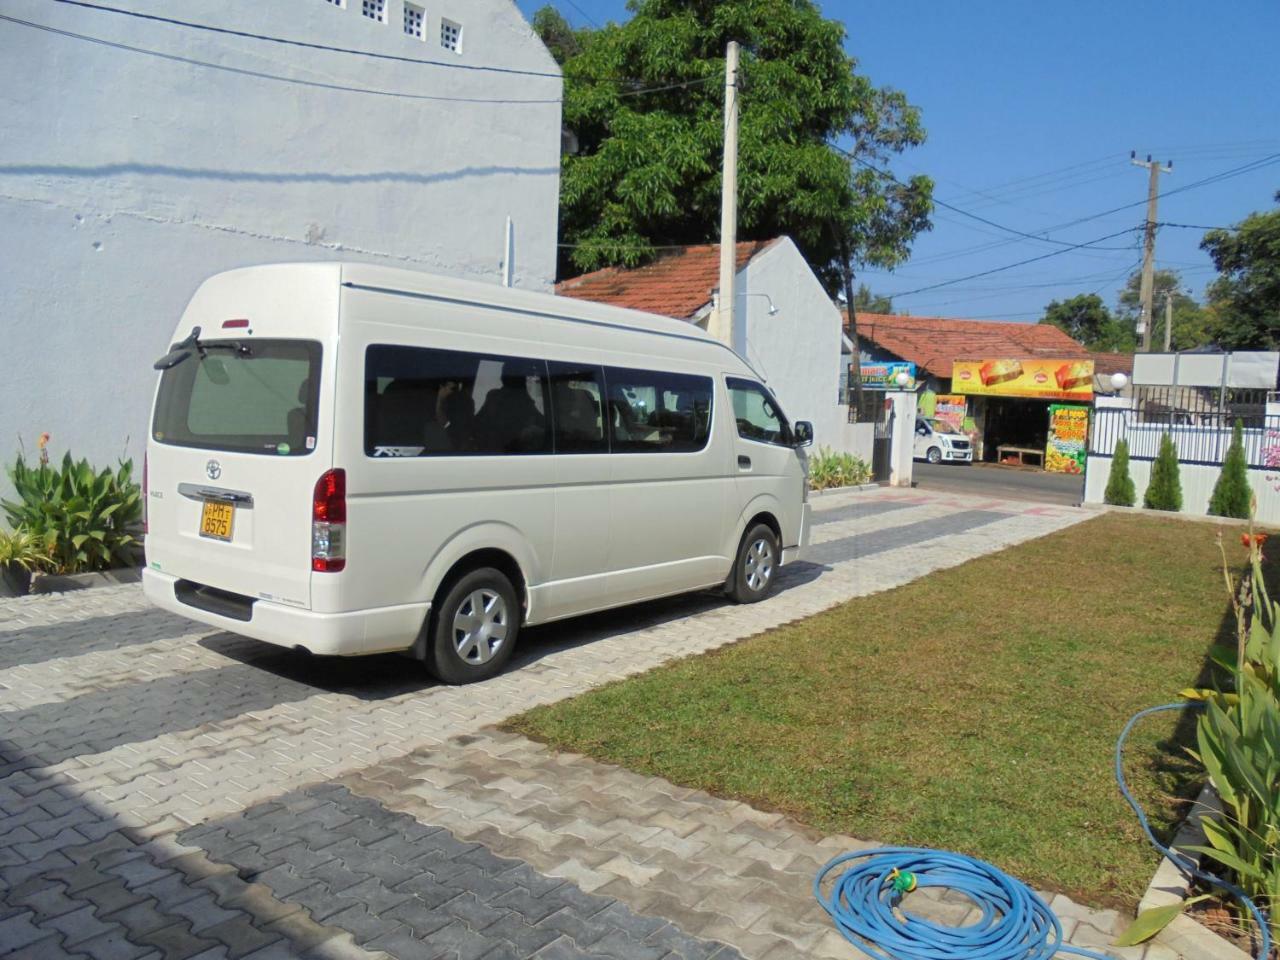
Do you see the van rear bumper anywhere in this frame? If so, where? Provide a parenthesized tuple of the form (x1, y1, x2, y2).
(143, 569, 429, 656)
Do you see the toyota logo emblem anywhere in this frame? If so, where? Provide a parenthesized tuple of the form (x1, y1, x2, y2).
(206, 460, 222, 480)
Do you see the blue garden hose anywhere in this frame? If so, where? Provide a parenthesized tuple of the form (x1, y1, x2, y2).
(814, 701, 1271, 960)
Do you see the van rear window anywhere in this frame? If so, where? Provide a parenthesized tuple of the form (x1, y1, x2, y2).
(152, 339, 321, 456)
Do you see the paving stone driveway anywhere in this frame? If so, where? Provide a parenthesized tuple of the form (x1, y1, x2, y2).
(0, 488, 1177, 959)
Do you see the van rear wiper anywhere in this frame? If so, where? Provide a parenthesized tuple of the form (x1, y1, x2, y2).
(152, 326, 252, 370)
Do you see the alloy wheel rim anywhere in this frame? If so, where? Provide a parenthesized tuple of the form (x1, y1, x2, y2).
(452, 588, 508, 664)
(744, 538, 774, 591)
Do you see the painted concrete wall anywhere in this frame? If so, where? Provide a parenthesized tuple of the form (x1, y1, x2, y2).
(1, 0, 561, 493)
(1085, 455, 1280, 526)
(733, 239, 858, 455)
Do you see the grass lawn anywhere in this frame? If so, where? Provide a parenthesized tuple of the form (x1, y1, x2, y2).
(506, 513, 1260, 910)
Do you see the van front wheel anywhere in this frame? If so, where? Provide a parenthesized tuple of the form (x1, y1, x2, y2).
(424, 568, 520, 684)
(727, 524, 780, 604)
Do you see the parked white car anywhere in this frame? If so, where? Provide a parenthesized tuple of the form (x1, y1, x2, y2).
(914, 417, 973, 464)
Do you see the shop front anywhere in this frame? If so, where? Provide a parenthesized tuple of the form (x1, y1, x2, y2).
(951, 358, 1094, 471)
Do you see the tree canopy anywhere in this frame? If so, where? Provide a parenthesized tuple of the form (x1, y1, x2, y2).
(1201, 194, 1280, 350)
(536, 0, 933, 290)
(851, 284, 894, 314)
(1039, 293, 1133, 351)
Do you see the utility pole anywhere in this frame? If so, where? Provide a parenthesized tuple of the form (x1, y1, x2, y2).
(1163, 291, 1174, 352)
(711, 40, 740, 347)
(1131, 151, 1173, 352)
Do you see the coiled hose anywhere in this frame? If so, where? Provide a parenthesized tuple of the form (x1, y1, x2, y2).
(813, 701, 1271, 960)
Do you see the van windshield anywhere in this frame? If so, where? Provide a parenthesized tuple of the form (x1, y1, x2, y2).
(152, 339, 321, 456)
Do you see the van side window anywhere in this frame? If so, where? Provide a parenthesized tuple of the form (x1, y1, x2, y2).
(548, 362, 607, 453)
(604, 367, 714, 453)
(726, 377, 791, 446)
(364, 345, 550, 456)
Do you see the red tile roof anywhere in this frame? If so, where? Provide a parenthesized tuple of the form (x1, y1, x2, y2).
(847, 312, 1090, 377)
(555, 239, 782, 320)
(1089, 352, 1134, 376)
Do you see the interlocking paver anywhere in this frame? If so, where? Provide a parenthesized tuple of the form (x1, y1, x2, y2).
(3, 489, 1172, 959)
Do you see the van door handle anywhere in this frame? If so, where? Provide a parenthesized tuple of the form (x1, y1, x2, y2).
(737, 455, 752, 469)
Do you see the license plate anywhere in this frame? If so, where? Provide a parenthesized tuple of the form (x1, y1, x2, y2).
(199, 500, 235, 541)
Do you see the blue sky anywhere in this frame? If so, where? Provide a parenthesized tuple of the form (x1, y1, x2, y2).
(517, 0, 1280, 323)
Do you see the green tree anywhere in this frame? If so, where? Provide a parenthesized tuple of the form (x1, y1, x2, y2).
(532, 7, 585, 65)
(1039, 293, 1134, 351)
(1202, 194, 1280, 350)
(1116, 269, 1211, 351)
(540, 0, 933, 287)
(852, 284, 894, 314)
(1143, 434, 1183, 512)
(1104, 438, 1136, 507)
(1208, 419, 1252, 519)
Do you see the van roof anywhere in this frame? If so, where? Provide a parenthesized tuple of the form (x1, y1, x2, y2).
(209, 261, 725, 348)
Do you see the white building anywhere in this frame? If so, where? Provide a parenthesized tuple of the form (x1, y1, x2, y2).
(0, 0, 561, 488)
(556, 237, 874, 459)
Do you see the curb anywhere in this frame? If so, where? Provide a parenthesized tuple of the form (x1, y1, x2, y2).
(1082, 502, 1257, 528)
(808, 483, 882, 497)
(29, 567, 143, 595)
(1140, 784, 1252, 960)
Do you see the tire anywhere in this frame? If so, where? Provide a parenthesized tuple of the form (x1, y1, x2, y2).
(926, 446, 942, 464)
(423, 567, 520, 684)
(727, 523, 780, 604)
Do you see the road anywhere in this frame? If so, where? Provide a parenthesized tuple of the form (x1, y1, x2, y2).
(912, 460, 1085, 506)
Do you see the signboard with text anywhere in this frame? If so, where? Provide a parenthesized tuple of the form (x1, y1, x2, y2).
(858, 361, 917, 390)
(1045, 404, 1089, 474)
(933, 395, 967, 430)
(952, 358, 1093, 400)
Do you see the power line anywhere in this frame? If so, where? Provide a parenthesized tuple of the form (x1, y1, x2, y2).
(3, 11, 711, 104)
(833, 143, 1138, 251)
(44, 0, 713, 89)
(556, 0, 602, 29)
(46, 0, 566, 78)
(883, 226, 1143, 299)
(0, 14, 564, 103)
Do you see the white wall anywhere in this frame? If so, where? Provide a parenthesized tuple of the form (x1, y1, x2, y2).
(733, 239, 856, 455)
(0, 0, 561, 492)
(1085, 455, 1280, 526)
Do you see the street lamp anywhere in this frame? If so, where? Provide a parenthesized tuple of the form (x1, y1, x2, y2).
(1110, 372, 1129, 392)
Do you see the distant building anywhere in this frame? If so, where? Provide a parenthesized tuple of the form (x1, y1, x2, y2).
(850, 312, 1097, 467)
(0, 0, 561, 485)
(558, 238, 869, 456)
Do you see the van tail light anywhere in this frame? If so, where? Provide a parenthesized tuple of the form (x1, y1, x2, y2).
(312, 468, 346, 572)
(142, 452, 149, 535)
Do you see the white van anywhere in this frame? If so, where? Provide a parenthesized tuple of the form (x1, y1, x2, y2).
(143, 263, 812, 683)
(913, 417, 973, 464)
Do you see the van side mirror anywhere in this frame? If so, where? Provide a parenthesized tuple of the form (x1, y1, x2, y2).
(793, 421, 814, 447)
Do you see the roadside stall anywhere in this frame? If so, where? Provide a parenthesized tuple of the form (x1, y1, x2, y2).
(951, 358, 1094, 468)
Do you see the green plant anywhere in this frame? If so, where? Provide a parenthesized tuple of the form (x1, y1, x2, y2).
(0, 527, 55, 572)
(1209, 420, 1252, 519)
(1143, 433, 1183, 511)
(807, 447, 872, 490)
(1104, 438, 1137, 507)
(1179, 530, 1280, 946)
(2, 451, 142, 574)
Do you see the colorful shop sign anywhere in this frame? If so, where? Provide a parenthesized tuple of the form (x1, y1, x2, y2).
(933, 395, 967, 430)
(858, 361, 917, 390)
(952, 358, 1094, 400)
(1045, 404, 1089, 474)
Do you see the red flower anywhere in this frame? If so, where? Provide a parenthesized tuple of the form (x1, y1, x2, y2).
(1242, 533, 1269, 549)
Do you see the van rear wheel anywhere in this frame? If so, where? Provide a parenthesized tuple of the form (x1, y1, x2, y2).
(424, 567, 519, 684)
(727, 523, 779, 604)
